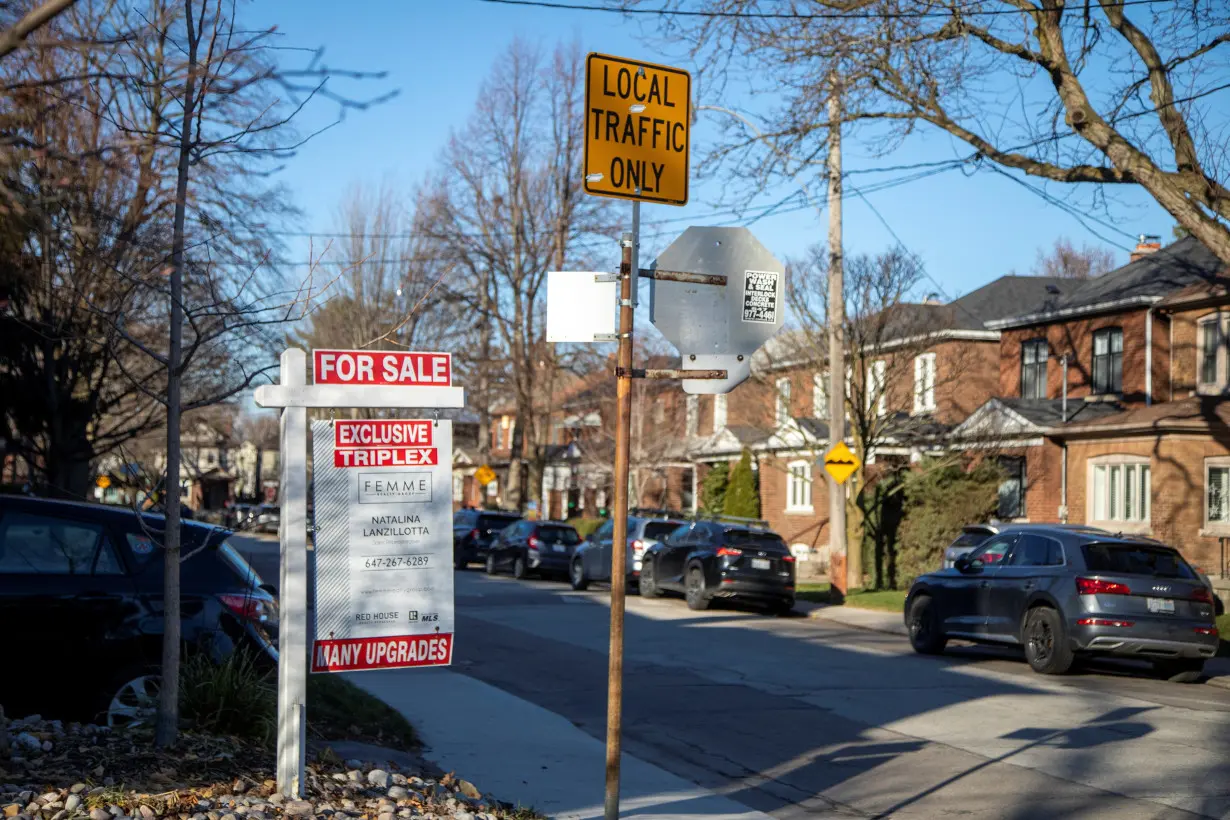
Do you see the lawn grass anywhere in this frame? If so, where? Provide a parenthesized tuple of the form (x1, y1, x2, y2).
(845, 588, 908, 612)
(795, 582, 831, 603)
(1218, 613, 1230, 657)
(307, 674, 419, 749)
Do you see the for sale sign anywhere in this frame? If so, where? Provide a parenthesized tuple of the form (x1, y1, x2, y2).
(310, 418, 454, 673)
(313, 350, 452, 387)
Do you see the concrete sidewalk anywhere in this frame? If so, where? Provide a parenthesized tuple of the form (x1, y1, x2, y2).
(348, 668, 775, 820)
(801, 601, 1230, 688)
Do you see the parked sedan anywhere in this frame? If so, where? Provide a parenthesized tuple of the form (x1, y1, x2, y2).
(570, 515, 686, 591)
(639, 521, 795, 614)
(452, 509, 521, 569)
(906, 526, 1219, 682)
(0, 495, 278, 726)
(485, 520, 581, 579)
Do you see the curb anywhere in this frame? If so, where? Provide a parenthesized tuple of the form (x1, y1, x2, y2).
(1206, 675, 1230, 690)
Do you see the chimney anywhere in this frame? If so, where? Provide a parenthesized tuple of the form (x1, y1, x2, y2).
(1130, 234, 1162, 263)
(922, 292, 943, 305)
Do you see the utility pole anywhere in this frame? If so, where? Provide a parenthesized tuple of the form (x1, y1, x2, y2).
(826, 73, 853, 595)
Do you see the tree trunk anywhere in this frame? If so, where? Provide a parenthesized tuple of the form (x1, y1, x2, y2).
(155, 0, 199, 748)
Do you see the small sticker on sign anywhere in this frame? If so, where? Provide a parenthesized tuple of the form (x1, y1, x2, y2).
(742, 270, 778, 324)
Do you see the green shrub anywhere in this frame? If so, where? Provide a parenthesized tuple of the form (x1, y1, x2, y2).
(722, 449, 760, 519)
(896, 458, 1003, 585)
(568, 517, 604, 539)
(699, 462, 729, 515)
(180, 649, 276, 744)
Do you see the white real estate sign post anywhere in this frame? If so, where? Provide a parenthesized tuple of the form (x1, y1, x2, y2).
(254, 347, 463, 798)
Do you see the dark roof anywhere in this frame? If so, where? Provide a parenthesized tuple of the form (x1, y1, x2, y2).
(997, 397, 1128, 426)
(726, 424, 771, 446)
(946, 276, 1070, 329)
(794, 417, 830, 440)
(1059, 395, 1230, 434)
(993, 237, 1226, 327)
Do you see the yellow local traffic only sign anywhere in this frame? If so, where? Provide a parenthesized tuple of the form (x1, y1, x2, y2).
(584, 53, 690, 205)
(474, 464, 496, 487)
(823, 442, 860, 485)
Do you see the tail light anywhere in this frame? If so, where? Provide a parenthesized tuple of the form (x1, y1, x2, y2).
(1076, 617, 1134, 628)
(1194, 626, 1219, 636)
(469, 528, 480, 541)
(716, 547, 742, 558)
(528, 535, 540, 550)
(631, 539, 645, 556)
(219, 593, 277, 626)
(782, 554, 796, 563)
(1076, 577, 1131, 596)
(1191, 586, 1213, 603)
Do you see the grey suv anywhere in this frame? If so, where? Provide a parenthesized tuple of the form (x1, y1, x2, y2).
(906, 526, 1219, 682)
(570, 515, 686, 591)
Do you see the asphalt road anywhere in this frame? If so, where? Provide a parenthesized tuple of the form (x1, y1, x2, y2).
(231, 535, 1230, 818)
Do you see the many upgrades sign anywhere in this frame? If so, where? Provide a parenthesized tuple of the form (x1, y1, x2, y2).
(311, 418, 454, 673)
(583, 53, 690, 205)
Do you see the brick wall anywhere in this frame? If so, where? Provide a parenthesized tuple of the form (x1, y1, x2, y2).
(1168, 306, 1226, 399)
(759, 453, 831, 571)
(1000, 309, 1165, 405)
(936, 339, 1000, 425)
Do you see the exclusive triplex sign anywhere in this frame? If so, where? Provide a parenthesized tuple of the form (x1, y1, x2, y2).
(310, 418, 454, 673)
(583, 53, 690, 205)
(313, 349, 452, 387)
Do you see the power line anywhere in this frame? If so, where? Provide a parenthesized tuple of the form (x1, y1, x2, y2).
(475, 0, 1169, 21)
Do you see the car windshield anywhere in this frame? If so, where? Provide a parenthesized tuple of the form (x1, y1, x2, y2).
(643, 521, 683, 541)
(537, 526, 580, 545)
(724, 530, 786, 550)
(1081, 542, 1197, 579)
(952, 531, 991, 548)
(478, 514, 519, 531)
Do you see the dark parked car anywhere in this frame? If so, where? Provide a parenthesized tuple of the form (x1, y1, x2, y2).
(906, 526, 1219, 682)
(0, 495, 279, 726)
(942, 522, 1110, 568)
(253, 504, 280, 533)
(570, 515, 687, 591)
(485, 520, 581, 579)
(639, 521, 795, 614)
(452, 509, 521, 569)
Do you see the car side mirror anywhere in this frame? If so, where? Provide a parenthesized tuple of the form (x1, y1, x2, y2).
(955, 555, 981, 574)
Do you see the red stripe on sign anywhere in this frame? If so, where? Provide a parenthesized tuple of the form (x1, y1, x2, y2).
(334, 447, 438, 468)
(312, 634, 453, 672)
(313, 349, 452, 386)
(335, 419, 433, 449)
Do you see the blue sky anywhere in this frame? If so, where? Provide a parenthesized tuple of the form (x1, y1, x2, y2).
(248, 0, 1173, 303)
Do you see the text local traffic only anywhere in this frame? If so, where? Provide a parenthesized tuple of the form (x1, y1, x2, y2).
(333, 419, 438, 468)
(313, 350, 452, 386)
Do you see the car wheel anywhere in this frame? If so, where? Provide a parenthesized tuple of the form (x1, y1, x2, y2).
(100, 666, 161, 729)
(1023, 606, 1074, 675)
(512, 555, 528, 580)
(769, 598, 795, 617)
(454, 554, 468, 571)
(639, 559, 662, 598)
(485, 553, 498, 575)
(685, 567, 710, 611)
(570, 558, 590, 591)
(1155, 658, 1205, 683)
(907, 595, 947, 655)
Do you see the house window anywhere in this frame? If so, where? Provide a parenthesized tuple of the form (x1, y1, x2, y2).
(1021, 339, 1048, 399)
(867, 360, 887, 416)
(685, 395, 699, 436)
(500, 416, 510, 449)
(713, 393, 727, 431)
(1207, 459, 1230, 528)
(786, 460, 813, 512)
(775, 377, 791, 426)
(1199, 316, 1222, 389)
(812, 372, 828, 419)
(1090, 457, 1150, 526)
(913, 353, 936, 413)
(1092, 327, 1124, 394)
(997, 456, 1025, 520)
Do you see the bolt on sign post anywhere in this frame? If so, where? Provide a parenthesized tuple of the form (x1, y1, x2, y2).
(581, 52, 690, 820)
(254, 348, 463, 798)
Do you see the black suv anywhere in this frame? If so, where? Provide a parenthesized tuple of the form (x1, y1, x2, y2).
(452, 509, 521, 569)
(0, 495, 278, 724)
(906, 526, 1219, 682)
(639, 521, 795, 614)
(486, 519, 582, 579)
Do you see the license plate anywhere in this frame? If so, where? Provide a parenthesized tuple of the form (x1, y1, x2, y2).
(552, 544, 566, 553)
(1147, 597, 1175, 614)
(751, 558, 771, 570)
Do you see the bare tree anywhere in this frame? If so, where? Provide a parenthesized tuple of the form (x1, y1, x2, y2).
(637, 1, 1230, 263)
(1030, 236, 1117, 279)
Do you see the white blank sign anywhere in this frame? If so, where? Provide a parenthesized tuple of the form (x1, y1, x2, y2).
(546, 271, 616, 343)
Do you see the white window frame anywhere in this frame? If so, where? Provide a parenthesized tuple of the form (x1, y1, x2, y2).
(713, 393, 727, 431)
(1087, 455, 1151, 533)
(812, 372, 828, 420)
(1197, 313, 1228, 394)
(775, 377, 792, 427)
(867, 360, 887, 416)
(685, 395, 699, 436)
(785, 459, 814, 513)
(913, 352, 936, 414)
(1204, 457, 1230, 533)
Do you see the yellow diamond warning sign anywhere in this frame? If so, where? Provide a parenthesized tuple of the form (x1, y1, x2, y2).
(823, 442, 860, 485)
(584, 53, 690, 206)
(474, 464, 496, 487)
